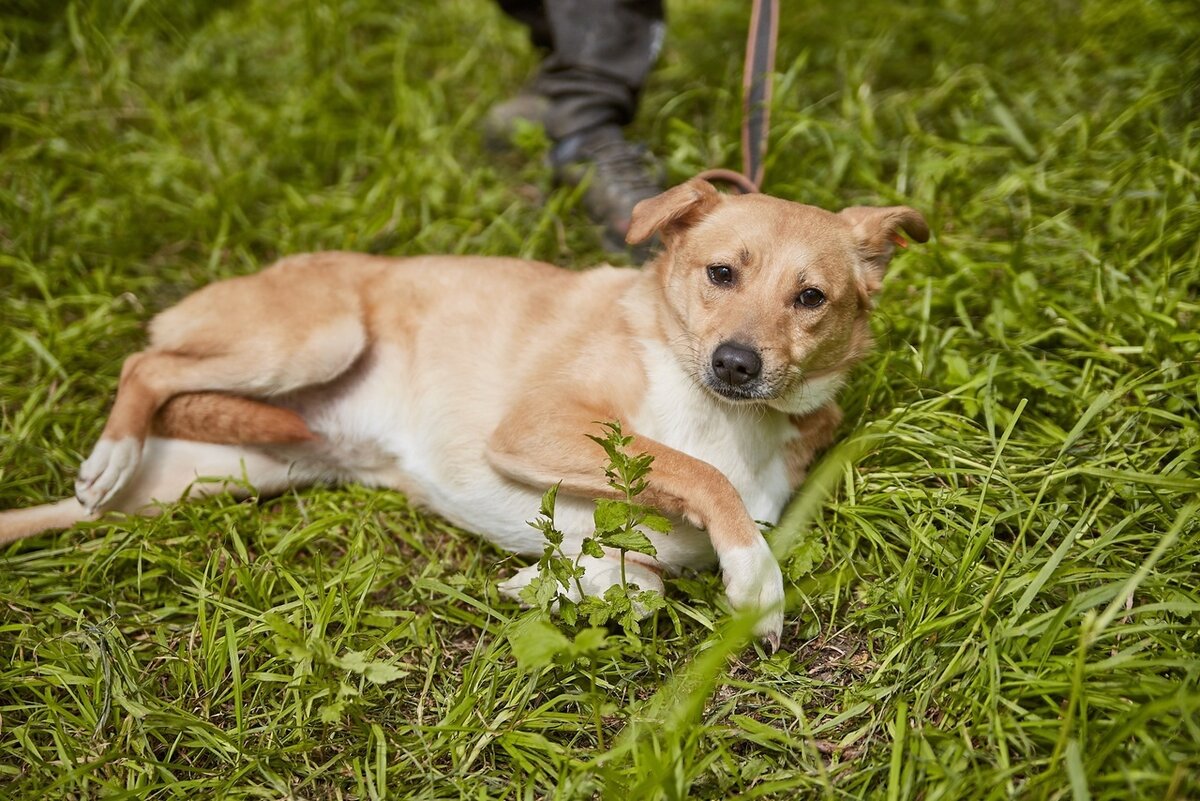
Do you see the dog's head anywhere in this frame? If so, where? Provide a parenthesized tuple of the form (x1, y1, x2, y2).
(628, 178, 928, 413)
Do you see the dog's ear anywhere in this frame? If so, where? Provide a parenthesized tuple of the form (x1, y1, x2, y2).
(626, 178, 721, 245)
(838, 206, 929, 290)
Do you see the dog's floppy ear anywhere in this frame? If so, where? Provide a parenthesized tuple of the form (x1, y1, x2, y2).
(626, 178, 721, 245)
(838, 206, 929, 290)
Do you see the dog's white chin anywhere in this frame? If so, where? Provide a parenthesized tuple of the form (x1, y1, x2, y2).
(765, 373, 846, 415)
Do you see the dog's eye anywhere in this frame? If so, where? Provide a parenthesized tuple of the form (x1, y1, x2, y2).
(707, 264, 736, 285)
(796, 287, 826, 308)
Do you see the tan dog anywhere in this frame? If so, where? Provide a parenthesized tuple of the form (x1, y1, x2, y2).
(0, 178, 927, 647)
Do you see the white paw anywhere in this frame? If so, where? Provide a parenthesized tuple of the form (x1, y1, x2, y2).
(75, 437, 143, 513)
(720, 539, 785, 651)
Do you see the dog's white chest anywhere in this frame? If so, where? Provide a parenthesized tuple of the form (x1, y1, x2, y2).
(630, 340, 794, 525)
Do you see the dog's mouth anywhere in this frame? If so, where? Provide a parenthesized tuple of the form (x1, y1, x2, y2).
(701, 366, 837, 410)
(701, 371, 781, 404)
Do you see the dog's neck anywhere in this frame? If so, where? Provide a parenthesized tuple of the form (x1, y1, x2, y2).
(619, 256, 686, 357)
(621, 255, 691, 353)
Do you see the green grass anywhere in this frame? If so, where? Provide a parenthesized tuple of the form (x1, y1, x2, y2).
(2, 0, 1198, 797)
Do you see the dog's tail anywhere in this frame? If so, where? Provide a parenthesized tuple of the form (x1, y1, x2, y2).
(0, 499, 92, 545)
(0, 394, 312, 545)
(153, 392, 317, 445)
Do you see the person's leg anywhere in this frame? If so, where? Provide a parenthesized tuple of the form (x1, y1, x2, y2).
(492, 0, 664, 137)
(536, 0, 665, 141)
(490, 0, 667, 254)
(540, 0, 666, 252)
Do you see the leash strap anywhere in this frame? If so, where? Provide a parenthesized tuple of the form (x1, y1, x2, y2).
(742, 0, 778, 190)
(697, 0, 779, 194)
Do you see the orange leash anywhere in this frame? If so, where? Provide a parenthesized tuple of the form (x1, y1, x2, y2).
(696, 0, 779, 195)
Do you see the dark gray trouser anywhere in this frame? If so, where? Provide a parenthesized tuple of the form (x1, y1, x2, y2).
(496, 0, 665, 140)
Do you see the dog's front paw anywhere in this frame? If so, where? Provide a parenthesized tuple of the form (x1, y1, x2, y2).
(75, 437, 143, 514)
(721, 538, 785, 652)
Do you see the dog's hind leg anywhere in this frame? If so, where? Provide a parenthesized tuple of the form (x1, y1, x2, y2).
(76, 254, 376, 513)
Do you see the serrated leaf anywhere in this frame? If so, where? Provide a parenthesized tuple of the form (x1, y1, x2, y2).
(362, 663, 407, 684)
(520, 574, 562, 610)
(336, 650, 370, 672)
(593, 499, 630, 533)
(560, 598, 579, 626)
(786, 532, 827, 581)
(319, 699, 349, 723)
(581, 537, 605, 558)
(336, 651, 407, 685)
(570, 627, 609, 656)
(263, 613, 311, 662)
(508, 615, 570, 670)
(599, 528, 657, 557)
(603, 583, 633, 609)
(633, 589, 667, 613)
(579, 596, 612, 627)
(529, 515, 564, 544)
(539, 483, 560, 517)
(549, 555, 580, 587)
(627, 453, 654, 475)
(640, 512, 672, 534)
(586, 433, 623, 464)
(261, 613, 303, 643)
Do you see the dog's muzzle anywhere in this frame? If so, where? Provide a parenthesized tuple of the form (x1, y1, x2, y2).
(708, 341, 768, 400)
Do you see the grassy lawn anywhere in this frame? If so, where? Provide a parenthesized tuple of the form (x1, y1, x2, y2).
(2, 0, 1198, 797)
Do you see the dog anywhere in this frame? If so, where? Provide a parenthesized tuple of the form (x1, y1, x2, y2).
(0, 177, 928, 647)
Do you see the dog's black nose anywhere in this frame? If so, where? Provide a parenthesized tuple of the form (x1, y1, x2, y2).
(711, 342, 762, 386)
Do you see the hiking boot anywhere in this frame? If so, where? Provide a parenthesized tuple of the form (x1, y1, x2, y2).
(483, 90, 551, 152)
(550, 124, 664, 255)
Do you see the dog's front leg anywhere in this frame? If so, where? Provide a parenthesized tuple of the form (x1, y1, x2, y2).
(487, 405, 785, 650)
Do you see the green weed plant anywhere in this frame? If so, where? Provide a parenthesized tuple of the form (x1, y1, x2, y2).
(517, 421, 670, 636)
